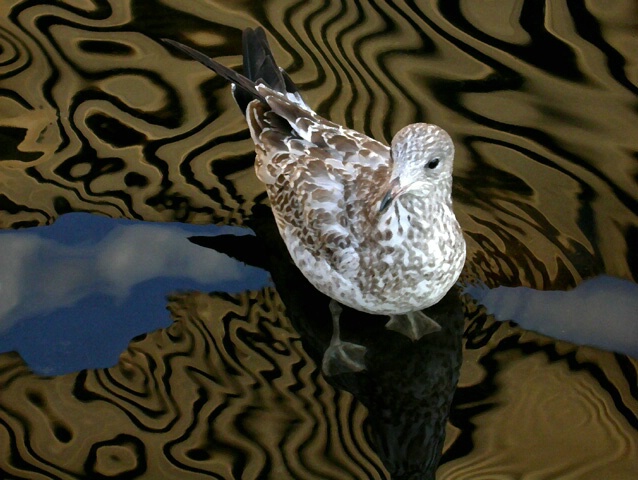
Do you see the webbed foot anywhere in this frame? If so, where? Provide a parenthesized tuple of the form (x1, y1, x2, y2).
(385, 310, 441, 341)
(321, 300, 367, 375)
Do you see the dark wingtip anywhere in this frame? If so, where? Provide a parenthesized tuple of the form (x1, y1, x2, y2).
(162, 36, 265, 111)
(162, 27, 301, 113)
(242, 27, 286, 93)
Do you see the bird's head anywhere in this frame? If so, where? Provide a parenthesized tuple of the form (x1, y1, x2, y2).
(379, 123, 455, 213)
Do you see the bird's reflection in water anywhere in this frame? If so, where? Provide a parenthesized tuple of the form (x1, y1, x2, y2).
(191, 204, 464, 479)
(328, 291, 464, 479)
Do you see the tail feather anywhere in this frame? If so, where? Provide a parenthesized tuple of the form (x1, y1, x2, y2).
(242, 28, 286, 92)
(162, 27, 300, 113)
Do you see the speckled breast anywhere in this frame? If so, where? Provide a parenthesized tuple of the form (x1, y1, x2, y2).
(280, 197, 466, 316)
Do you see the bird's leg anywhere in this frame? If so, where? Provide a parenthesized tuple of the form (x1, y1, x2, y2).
(385, 310, 441, 341)
(321, 300, 367, 376)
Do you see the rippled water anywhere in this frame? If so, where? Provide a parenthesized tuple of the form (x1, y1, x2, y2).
(0, 1, 637, 479)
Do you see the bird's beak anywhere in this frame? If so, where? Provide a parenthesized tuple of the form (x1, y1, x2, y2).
(379, 177, 402, 213)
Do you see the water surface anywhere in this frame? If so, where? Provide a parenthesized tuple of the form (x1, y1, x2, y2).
(0, 1, 636, 478)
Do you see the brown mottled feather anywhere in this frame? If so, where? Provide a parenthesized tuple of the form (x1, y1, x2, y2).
(163, 27, 466, 316)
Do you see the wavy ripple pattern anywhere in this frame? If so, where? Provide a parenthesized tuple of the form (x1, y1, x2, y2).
(440, 302, 638, 479)
(0, 0, 636, 478)
(0, 288, 387, 479)
(0, 0, 635, 289)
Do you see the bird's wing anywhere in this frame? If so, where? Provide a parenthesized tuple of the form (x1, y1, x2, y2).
(246, 86, 391, 275)
(163, 32, 392, 278)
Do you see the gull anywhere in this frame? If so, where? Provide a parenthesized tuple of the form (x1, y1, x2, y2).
(163, 27, 466, 374)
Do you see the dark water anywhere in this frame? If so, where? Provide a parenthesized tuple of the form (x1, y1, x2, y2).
(0, 1, 637, 478)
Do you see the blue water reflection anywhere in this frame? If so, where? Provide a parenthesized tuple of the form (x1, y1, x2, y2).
(0, 212, 269, 375)
(465, 276, 638, 358)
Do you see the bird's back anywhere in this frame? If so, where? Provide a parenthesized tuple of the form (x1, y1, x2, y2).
(245, 88, 392, 277)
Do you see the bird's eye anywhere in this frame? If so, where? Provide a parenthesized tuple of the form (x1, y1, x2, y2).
(426, 158, 440, 169)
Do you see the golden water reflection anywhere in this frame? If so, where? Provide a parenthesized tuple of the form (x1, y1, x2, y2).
(0, 0, 636, 478)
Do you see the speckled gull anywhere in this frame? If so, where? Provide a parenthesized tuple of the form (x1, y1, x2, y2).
(163, 27, 466, 374)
